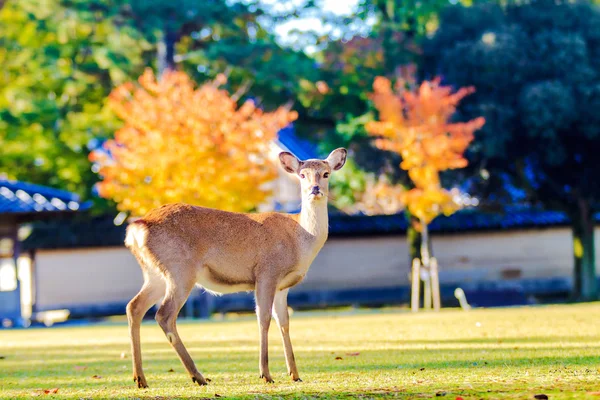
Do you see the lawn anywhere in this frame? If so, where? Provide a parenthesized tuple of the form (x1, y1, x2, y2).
(1, 303, 599, 399)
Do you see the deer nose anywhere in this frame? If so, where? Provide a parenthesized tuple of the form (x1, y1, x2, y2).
(311, 186, 320, 194)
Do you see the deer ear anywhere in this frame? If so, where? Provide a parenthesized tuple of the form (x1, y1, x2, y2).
(279, 152, 301, 174)
(325, 148, 347, 171)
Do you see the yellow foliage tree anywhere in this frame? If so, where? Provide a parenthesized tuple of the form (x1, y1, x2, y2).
(90, 69, 298, 216)
(366, 76, 485, 225)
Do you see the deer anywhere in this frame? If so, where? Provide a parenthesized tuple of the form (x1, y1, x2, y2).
(124, 148, 347, 388)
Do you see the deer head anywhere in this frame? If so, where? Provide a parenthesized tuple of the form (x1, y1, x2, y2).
(279, 148, 347, 203)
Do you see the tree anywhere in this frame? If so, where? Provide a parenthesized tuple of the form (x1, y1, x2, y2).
(0, 0, 316, 209)
(90, 69, 297, 216)
(287, 0, 478, 263)
(424, 0, 600, 300)
(329, 158, 405, 216)
(365, 75, 484, 250)
(0, 0, 148, 201)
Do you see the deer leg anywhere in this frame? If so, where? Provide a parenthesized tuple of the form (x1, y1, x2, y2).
(272, 289, 301, 381)
(255, 278, 277, 383)
(127, 271, 165, 389)
(156, 277, 208, 386)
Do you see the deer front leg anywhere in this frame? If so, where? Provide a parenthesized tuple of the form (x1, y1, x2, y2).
(255, 278, 277, 383)
(273, 289, 301, 381)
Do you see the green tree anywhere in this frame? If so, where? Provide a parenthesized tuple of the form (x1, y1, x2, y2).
(0, 0, 148, 202)
(424, 0, 600, 300)
(0, 0, 316, 207)
(306, 1, 470, 261)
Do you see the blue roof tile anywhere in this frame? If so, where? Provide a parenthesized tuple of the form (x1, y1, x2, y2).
(275, 125, 320, 160)
(0, 179, 91, 215)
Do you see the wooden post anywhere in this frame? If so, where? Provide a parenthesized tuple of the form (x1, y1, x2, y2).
(411, 258, 420, 312)
(422, 267, 432, 310)
(420, 219, 432, 310)
(431, 257, 441, 311)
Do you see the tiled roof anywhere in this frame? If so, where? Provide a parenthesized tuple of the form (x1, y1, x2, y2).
(275, 125, 320, 160)
(21, 206, 594, 251)
(0, 179, 92, 215)
(22, 216, 126, 251)
(329, 207, 585, 236)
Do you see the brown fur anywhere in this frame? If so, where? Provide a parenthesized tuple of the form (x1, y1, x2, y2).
(125, 148, 347, 388)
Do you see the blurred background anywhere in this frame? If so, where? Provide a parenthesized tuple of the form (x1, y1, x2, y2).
(1, 0, 599, 328)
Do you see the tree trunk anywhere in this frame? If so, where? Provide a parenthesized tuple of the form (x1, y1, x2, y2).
(157, 22, 178, 76)
(407, 213, 422, 265)
(570, 199, 598, 301)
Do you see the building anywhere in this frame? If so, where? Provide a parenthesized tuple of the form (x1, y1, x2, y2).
(0, 178, 90, 326)
(19, 207, 598, 321)
(5, 128, 599, 324)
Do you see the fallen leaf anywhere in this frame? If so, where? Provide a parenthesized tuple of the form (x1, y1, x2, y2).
(215, 394, 222, 398)
(167, 368, 175, 372)
(346, 352, 360, 356)
(335, 356, 343, 360)
(436, 391, 447, 397)
(534, 395, 548, 400)
(74, 365, 87, 371)
(43, 388, 59, 394)
(92, 375, 102, 379)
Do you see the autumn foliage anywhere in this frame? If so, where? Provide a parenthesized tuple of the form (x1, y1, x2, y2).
(90, 69, 297, 216)
(366, 75, 485, 224)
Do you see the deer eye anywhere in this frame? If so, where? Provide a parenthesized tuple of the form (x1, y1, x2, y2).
(323, 172, 330, 178)
(299, 173, 305, 179)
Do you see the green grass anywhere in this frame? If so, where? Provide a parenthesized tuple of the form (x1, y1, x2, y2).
(1, 303, 600, 399)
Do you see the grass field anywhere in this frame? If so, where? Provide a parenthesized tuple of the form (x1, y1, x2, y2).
(1, 303, 599, 399)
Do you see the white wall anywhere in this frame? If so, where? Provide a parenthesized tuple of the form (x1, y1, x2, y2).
(32, 227, 593, 311)
(34, 247, 143, 311)
(430, 228, 575, 283)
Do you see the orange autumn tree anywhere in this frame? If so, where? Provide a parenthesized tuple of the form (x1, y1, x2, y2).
(366, 74, 484, 311)
(90, 69, 298, 216)
(366, 76, 485, 226)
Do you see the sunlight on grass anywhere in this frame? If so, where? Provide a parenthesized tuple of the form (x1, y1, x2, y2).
(1, 303, 599, 399)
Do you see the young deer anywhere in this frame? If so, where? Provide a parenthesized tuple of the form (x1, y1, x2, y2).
(125, 148, 347, 388)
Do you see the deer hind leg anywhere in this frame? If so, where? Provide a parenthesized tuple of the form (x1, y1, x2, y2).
(155, 274, 208, 386)
(255, 278, 277, 383)
(127, 270, 166, 389)
(272, 289, 301, 381)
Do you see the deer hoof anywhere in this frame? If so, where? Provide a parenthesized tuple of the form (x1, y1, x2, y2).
(134, 375, 148, 389)
(192, 376, 208, 386)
